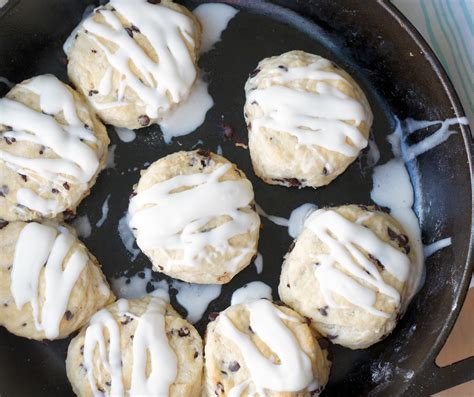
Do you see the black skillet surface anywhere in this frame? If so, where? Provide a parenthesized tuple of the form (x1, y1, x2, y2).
(0, 0, 472, 396)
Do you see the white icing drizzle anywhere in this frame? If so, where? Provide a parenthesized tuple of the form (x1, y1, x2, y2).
(423, 237, 452, 258)
(72, 214, 92, 239)
(114, 126, 136, 143)
(306, 209, 411, 317)
(402, 117, 469, 161)
(105, 144, 117, 169)
(11, 223, 87, 339)
(159, 76, 213, 143)
(96, 194, 111, 228)
(192, 3, 238, 54)
(170, 280, 221, 324)
(288, 203, 317, 238)
(118, 211, 141, 260)
(0, 76, 14, 88)
(0, 75, 100, 213)
(129, 298, 177, 396)
(248, 61, 368, 156)
(371, 158, 423, 305)
(83, 297, 177, 397)
(254, 252, 263, 274)
(111, 268, 169, 300)
(221, 299, 315, 394)
(230, 281, 272, 305)
(255, 203, 289, 227)
(83, 306, 125, 397)
(16, 188, 59, 215)
(129, 163, 259, 270)
(228, 380, 250, 397)
(82, 0, 198, 118)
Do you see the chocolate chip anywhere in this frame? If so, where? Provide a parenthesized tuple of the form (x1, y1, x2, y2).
(3, 303, 8, 307)
(84, 123, 90, 129)
(65, 310, 73, 320)
(39, 150, 44, 155)
(131, 25, 140, 33)
(125, 27, 134, 38)
(319, 306, 329, 316)
(215, 382, 224, 395)
(158, 265, 164, 271)
(4, 136, 14, 145)
(273, 177, 302, 187)
(248, 325, 254, 333)
(177, 327, 190, 337)
(287, 240, 296, 253)
(63, 209, 76, 221)
(5, 125, 12, 131)
(121, 315, 133, 325)
(22, 322, 27, 327)
(228, 360, 240, 372)
(278, 65, 288, 72)
(125, 278, 131, 285)
(19, 174, 27, 182)
(0, 185, 9, 197)
(91, 49, 97, 54)
(314, 262, 320, 267)
(286, 283, 290, 288)
(138, 115, 150, 126)
(374, 205, 390, 213)
(387, 227, 410, 254)
(63, 182, 70, 191)
(368, 253, 384, 270)
(105, 381, 111, 387)
(317, 338, 330, 350)
(220, 122, 235, 141)
(145, 281, 155, 293)
(197, 148, 211, 158)
(88, 89, 99, 96)
(80, 345, 84, 355)
(250, 100, 258, 106)
(322, 167, 328, 175)
(249, 68, 260, 78)
(51, 188, 59, 194)
(220, 370, 227, 375)
(208, 312, 219, 321)
(138, 271, 145, 279)
(194, 351, 199, 359)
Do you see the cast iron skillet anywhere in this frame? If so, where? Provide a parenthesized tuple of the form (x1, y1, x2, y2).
(0, 0, 472, 395)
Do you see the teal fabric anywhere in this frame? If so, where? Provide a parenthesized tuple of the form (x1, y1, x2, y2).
(393, 0, 473, 126)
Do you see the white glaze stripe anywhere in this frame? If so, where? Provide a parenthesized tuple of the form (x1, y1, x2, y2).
(129, 298, 177, 395)
(84, 306, 125, 397)
(306, 209, 410, 317)
(82, 0, 197, 118)
(129, 163, 259, 269)
(83, 297, 177, 397)
(11, 223, 87, 338)
(0, 75, 100, 214)
(248, 61, 368, 156)
(220, 299, 315, 394)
